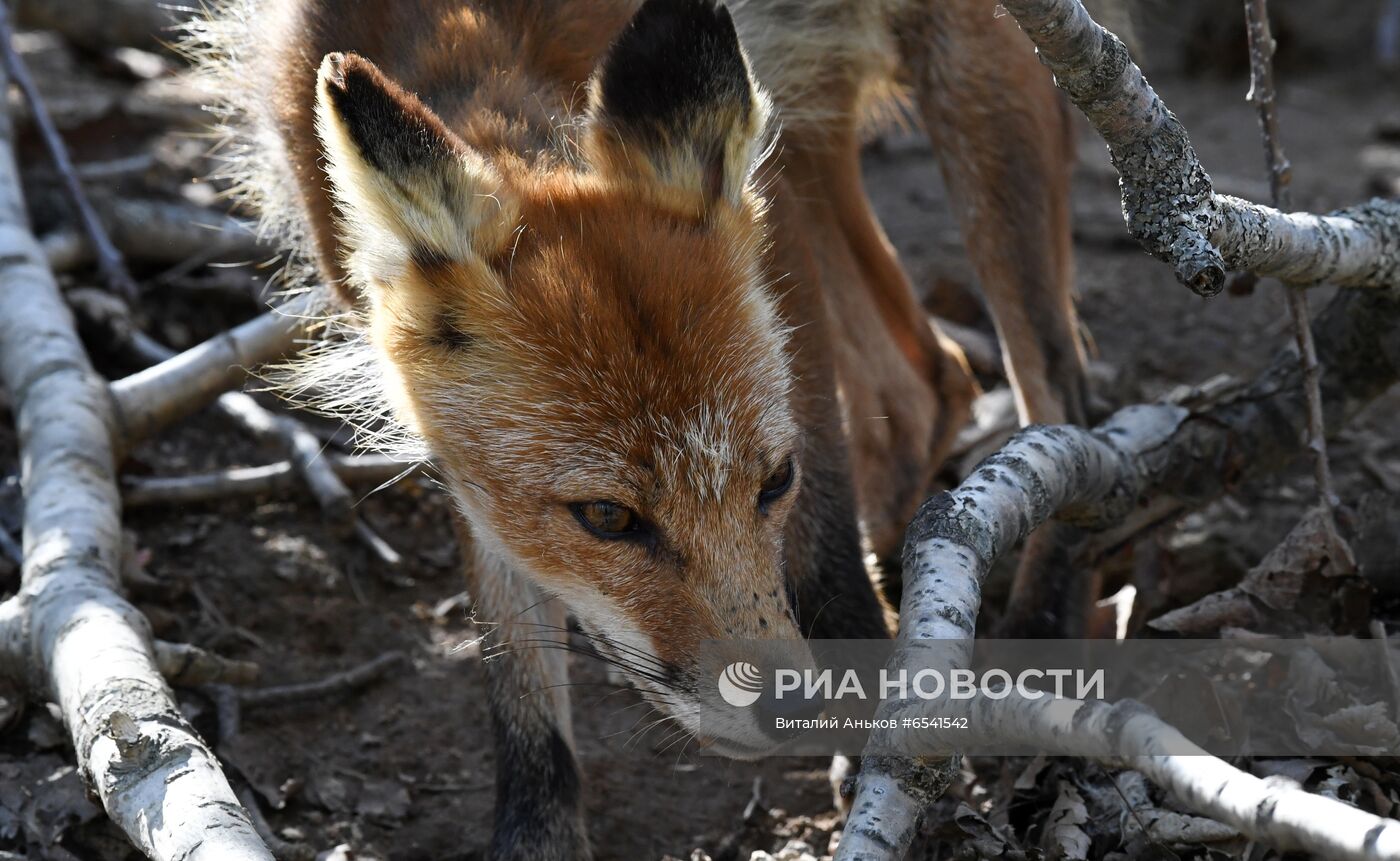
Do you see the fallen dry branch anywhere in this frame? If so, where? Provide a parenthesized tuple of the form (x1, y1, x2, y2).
(44, 199, 275, 274)
(13, 0, 179, 52)
(87, 297, 409, 578)
(1000, 0, 1400, 296)
(215, 391, 356, 527)
(1086, 278, 1400, 554)
(837, 282, 1400, 859)
(873, 691, 1400, 860)
(238, 651, 409, 708)
(75, 289, 403, 563)
(109, 291, 320, 449)
(71, 288, 351, 523)
(0, 2, 139, 300)
(208, 390, 407, 569)
(70, 288, 350, 522)
(123, 454, 417, 507)
(0, 56, 273, 861)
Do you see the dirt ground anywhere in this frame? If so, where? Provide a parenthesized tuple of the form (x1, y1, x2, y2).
(1, 12, 1399, 861)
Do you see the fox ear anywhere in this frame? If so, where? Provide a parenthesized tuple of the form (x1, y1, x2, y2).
(315, 53, 515, 283)
(586, 0, 772, 210)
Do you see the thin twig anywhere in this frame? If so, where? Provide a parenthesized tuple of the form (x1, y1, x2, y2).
(122, 454, 419, 507)
(1243, 0, 1354, 571)
(239, 651, 409, 708)
(352, 516, 406, 572)
(0, 2, 139, 301)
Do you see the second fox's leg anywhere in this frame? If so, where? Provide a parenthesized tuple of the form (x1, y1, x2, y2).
(898, 0, 1094, 634)
(461, 523, 589, 861)
(897, 0, 1087, 428)
(766, 173, 894, 641)
(781, 137, 976, 576)
(767, 173, 894, 812)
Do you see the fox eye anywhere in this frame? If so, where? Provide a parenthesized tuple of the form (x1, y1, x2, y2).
(758, 456, 795, 510)
(570, 501, 644, 540)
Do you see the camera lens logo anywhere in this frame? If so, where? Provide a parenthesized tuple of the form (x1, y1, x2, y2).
(718, 661, 763, 708)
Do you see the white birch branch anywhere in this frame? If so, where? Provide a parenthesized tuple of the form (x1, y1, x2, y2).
(872, 691, 1400, 861)
(837, 409, 1176, 860)
(836, 282, 1400, 860)
(0, 60, 273, 860)
(109, 291, 321, 450)
(841, 4, 1400, 847)
(1000, 0, 1400, 296)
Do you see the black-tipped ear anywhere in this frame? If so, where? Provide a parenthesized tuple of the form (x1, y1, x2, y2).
(320, 52, 466, 174)
(587, 0, 771, 207)
(599, 0, 751, 136)
(315, 53, 515, 281)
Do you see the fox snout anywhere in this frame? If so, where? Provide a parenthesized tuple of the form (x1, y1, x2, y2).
(675, 622, 826, 758)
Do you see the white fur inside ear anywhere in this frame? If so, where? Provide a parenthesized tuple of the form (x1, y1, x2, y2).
(726, 83, 777, 204)
(313, 75, 515, 285)
(584, 55, 777, 210)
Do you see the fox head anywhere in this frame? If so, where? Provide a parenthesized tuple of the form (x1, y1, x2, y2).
(313, 0, 811, 754)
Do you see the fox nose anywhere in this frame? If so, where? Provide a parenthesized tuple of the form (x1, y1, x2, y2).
(755, 683, 825, 739)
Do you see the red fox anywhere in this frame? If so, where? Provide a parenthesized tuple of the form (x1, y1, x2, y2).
(190, 0, 1085, 856)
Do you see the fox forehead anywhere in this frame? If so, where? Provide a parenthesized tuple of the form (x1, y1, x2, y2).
(531, 402, 797, 507)
(386, 179, 795, 501)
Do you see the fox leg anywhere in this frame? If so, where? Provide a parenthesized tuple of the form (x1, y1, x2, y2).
(460, 522, 589, 861)
(766, 172, 893, 814)
(897, 0, 1087, 428)
(765, 172, 895, 640)
(896, 0, 1095, 635)
(779, 138, 975, 579)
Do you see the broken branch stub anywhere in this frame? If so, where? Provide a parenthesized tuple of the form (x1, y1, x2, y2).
(0, 55, 273, 861)
(1000, 0, 1400, 295)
